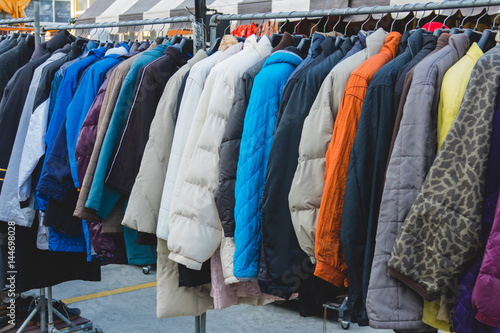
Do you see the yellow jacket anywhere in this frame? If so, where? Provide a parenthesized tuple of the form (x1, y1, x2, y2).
(437, 42, 483, 150)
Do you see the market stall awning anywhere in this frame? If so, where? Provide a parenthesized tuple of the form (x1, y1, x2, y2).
(77, 0, 500, 24)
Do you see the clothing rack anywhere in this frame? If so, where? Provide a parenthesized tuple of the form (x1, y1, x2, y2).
(16, 287, 102, 333)
(199, 0, 500, 331)
(0, 17, 40, 46)
(209, 0, 500, 45)
(42, 15, 204, 52)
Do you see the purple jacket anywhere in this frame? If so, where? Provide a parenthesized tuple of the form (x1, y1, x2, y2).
(454, 102, 500, 333)
(75, 75, 111, 185)
(472, 101, 500, 328)
(87, 221, 127, 265)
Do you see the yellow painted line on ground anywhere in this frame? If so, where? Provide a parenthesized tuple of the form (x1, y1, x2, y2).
(0, 168, 6, 171)
(61, 281, 157, 304)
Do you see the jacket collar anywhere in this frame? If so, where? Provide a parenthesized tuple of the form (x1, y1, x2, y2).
(406, 28, 424, 58)
(164, 44, 183, 61)
(273, 32, 295, 52)
(319, 36, 336, 57)
(435, 33, 451, 51)
(340, 37, 354, 57)
(448, 33, 470, 58)
(421, 34, 438, 53)
(309, 32, 326, 58)
(398, 31, 411, 54)
(465, 42, 484, 63)
(366, 28, 389, 58)
(243, 34, 272, 59)
(187, 49, 207, 67)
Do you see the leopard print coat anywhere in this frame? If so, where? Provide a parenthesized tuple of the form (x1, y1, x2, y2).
(388, 45, 500, 328)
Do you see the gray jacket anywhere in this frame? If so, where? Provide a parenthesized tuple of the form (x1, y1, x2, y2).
(366, 33, 469, 330)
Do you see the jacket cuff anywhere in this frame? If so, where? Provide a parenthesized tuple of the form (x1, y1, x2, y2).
(225, 276, 240, 285)
(387, 267, 434, 302)
(168, 252, 203, 270)
(314, 260, 347, 288)
(475, 310, 500, 327)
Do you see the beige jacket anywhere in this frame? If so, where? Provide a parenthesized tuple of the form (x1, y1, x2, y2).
(288, 28, 388, 263)
(122, 50, 207, 234)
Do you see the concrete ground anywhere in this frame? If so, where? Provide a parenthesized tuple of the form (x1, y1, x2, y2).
(25, 265, 394, 333)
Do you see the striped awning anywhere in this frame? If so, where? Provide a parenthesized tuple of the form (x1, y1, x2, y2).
(76, 0, 500, 25)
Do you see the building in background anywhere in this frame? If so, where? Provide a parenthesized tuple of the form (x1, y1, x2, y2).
(0, 0, 92, 24)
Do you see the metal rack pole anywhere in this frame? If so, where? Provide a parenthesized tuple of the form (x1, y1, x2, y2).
(0, 17, 34, 25)
(34, 0, 40, 45)
(209, 0, 500, 44)
(42, 15, 200, 51)
(42, 15, 194, 31)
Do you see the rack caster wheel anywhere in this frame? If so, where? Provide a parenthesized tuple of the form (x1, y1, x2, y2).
(143, 265, 152, 274)
(95, 329, 103, 333)
(340, 321, 350, 330)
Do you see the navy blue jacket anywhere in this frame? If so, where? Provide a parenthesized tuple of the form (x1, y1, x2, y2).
(259, 38, 352, 297)
(340, 29, 424, 326)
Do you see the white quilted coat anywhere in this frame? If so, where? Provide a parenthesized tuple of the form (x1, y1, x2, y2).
(167, 35, 272, 270)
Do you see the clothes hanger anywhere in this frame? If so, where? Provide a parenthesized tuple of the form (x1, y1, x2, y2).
(292, 12, 308, 46)
(170, 22, 182, 44)
(404, 4, 419, 32)
(344, 13, 353, 36)
(270, 16, 290, 47)
(450, 4, 475, 34)
(374, 11, 387, 32)
(367, 5, 382, 34)
(476, 6, 496, 50)
(297, 13, 320, 53)
(434, 3, 454, 36)
(391, 7, 401, 32)
(360, 11, 371, 32)
(414, 5, 429, 30)
(425, 2, 444, 32)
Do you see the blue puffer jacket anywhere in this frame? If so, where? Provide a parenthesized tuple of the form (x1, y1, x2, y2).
(233, 51, 302, 279)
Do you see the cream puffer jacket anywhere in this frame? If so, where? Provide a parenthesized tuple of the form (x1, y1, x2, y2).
(156, 37, 241, 241)
(288, 28, 388, 263)
(167, 35, 272, 271)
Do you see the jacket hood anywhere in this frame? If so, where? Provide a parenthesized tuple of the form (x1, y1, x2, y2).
(262, 50, 303, 69)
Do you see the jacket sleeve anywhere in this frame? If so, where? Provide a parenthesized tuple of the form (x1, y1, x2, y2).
(36, 118, 74, 202)
(167, 75, 234, 269)
(18, 99, 50, 202)
(388, 50, 500, 302)
(473, 196, 500, 327)
(215, 75, 250, 237)
(122, 69, 183, 234)
(314, 82, 365, 288)
(289, 72, 337, 263)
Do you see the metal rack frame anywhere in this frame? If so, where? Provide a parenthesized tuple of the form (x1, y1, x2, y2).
(16, 287, 102, 333)
(202, 0, 500, 331)
(41, 15, 203, 52)
(0, 17, 40, 46)
(209, 0, 500, 44)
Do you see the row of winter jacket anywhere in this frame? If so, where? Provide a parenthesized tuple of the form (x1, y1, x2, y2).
(2, 22, 500, 333)
(0, 29, 193, 291)
(121, 27, 500, 332)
